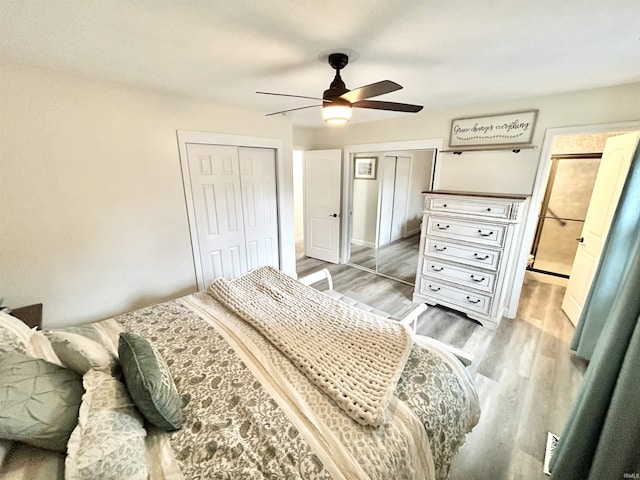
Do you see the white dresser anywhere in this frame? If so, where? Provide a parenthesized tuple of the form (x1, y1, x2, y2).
(413, 191, 528, 329)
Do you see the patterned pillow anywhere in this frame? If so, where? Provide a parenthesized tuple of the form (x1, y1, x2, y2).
(43, 331, 118, 376)
(0, 311, 32, 355)
(65, 369, 148, 480)
(118, 332, 182, 431)
(0, 352, 84, 452)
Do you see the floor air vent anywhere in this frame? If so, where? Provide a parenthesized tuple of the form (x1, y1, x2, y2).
(543, 432, 559, 476)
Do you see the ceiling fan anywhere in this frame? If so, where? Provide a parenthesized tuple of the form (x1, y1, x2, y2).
(257, 52, 423, 124)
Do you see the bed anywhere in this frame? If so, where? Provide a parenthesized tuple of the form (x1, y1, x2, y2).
(0, 266, 480, 480)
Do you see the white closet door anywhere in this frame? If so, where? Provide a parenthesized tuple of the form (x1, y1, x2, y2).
(186, 143, 248, 282)
(390, 156, 411, 242)
(378, 156, 397, 246)
(238, 147, 279, 271)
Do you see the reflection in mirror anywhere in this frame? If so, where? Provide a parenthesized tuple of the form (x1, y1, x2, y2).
(350, 154, 379, 272)
(349, 150, 434, 285)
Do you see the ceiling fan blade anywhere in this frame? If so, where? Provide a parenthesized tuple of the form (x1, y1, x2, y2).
(257, 91, 328, 102)
(339, 80, 402, 103)
(353, 100, 423, 113)
(265, 104, 322, 116)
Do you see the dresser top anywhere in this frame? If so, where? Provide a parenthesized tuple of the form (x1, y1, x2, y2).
(422, 190, 530, 201)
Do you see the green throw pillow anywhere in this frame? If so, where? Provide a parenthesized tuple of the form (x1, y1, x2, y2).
(0, 352, 84, 452)
(118, 332, 182, 431)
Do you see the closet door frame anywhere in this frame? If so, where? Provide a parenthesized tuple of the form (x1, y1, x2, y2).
(177, 130, 283, 290)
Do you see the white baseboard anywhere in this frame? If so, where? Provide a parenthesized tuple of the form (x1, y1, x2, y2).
(351, 239, 375, 248)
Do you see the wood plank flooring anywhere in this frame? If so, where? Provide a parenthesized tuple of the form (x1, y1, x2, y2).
(296, 248, 588, 480)
(349, 234, 420, 284)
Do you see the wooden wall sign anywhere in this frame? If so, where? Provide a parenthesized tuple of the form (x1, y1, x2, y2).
(449, 110, 538, 148)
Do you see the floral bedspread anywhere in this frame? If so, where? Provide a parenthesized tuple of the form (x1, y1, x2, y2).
(115, 293, 479, 480)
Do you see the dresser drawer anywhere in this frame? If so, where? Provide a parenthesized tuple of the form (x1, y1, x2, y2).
(425, 196, 515, 219)
(421, 259, 496, 293)
(418, 278, 492, 315)
(426, 216, 506, 247)
(424, 238, 500, 271)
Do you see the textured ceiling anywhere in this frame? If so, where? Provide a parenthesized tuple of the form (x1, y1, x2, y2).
(1, 0, 639, 127)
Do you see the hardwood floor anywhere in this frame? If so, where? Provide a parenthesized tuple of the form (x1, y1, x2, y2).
(349, 234, 421, 284)
(296, 248, 588, 480)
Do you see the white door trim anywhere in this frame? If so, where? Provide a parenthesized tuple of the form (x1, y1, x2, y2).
(177, 130, 284, 289)
(342, 138, 444, 263)
(509, 120, 640, 318)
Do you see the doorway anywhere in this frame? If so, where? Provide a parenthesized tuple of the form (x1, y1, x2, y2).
(516, 124, 640, 327)
(528, 153, 602, 278)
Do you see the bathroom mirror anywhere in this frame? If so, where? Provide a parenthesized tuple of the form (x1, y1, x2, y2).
(349, 149, 435, 285)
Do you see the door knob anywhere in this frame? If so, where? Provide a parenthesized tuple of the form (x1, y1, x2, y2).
(576, 237, 584, 243)
(329, 213, 339, 218)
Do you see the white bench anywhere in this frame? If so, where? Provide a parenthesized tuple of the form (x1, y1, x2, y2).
(299, 268, 472, 366)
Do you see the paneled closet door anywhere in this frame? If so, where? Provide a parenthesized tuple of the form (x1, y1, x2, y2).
(390, 156, 411, 241)
(186, 143, 248, 281)
(238, 147, 279, 271)
(378, 155, 411, 246)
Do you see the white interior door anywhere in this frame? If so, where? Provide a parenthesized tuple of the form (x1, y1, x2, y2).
(186, 143, 248, 282)
(304, 149, 342, 263)
(561, 131, 640, 325)
(238, 147, 279, 271)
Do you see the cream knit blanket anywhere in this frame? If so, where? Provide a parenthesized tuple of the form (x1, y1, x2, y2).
(207, 266, 413, 427)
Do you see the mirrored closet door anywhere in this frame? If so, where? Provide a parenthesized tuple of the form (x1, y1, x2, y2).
(348, 149, 434, 285)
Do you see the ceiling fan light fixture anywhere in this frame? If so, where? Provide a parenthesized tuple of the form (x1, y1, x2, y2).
(258, 51, 423, 123)
(322, 103, 352, 124)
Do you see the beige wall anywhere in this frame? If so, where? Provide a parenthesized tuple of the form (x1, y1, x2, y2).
(309, 81, 640, 195)
(293, 128, 314, 150)
(0, 62, 294, 327)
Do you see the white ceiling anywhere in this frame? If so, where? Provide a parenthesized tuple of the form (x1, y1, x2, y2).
(1, 1, 639, 128)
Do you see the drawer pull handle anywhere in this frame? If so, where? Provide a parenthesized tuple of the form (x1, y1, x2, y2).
(434, 246, 447, 252)
(486, 207, 492, 212)
(474, 253, 489, 260)
(477, 229, 494, 236)
(429, 285, 441, 292)
(436, 223, 450, 230)
(470, 274, 485, 282)
(443, 204, 447, 208)
(466, 296, 481, 304)
(431, 266, 444, 272)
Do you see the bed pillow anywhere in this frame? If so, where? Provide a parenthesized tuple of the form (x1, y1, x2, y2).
(28, 330, 64, 366)
(65, 369, 148, 480)
(0, 352, 84, 452)
(43, 331, 118, 376)
(47, 318, 124, 357)
(0, 311, 33, 355)
(118, 332, 182, 431)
